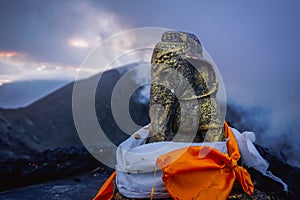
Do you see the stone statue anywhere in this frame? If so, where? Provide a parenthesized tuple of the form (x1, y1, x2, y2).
(147, 31, 225, 143)
(113, 31, 225, 200)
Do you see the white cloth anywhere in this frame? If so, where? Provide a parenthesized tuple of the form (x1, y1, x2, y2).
(116, 171, 169, 199)
(116, 124, 288, 198)
(231, 127, 288, 192)
(116, 124, 227, 198)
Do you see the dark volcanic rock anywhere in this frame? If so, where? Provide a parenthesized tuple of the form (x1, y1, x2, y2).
(252, 146, 300, 200)
(0, 171, 111, 200)
(0, 146, 104, 192)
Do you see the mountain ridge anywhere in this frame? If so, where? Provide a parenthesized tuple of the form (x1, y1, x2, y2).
(0, 64, 299, 199)
(0, 80, 70, 109)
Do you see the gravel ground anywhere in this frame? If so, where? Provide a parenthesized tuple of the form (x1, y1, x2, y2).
(0, 171, 111, 200)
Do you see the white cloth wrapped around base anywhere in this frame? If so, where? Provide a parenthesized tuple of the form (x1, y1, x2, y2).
(115, 124, 288, 199)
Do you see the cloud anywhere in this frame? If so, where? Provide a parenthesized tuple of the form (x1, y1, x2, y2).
(69, 38, 89, 49)
(0, 51, 23, 58)
(0, 51, 78, 85)
(0, 1, 130, 65)
(0, 1, 132, 83)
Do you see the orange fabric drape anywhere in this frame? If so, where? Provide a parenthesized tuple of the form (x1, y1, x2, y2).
(93, 170, 116, 200)
(156, 122, 254, 200)
(93, 122, 254, 200)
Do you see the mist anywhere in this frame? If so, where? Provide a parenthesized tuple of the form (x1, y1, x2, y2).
(225, 98, 300, 168)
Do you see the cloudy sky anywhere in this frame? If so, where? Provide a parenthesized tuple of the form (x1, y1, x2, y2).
(1, 1, 299, 102)
(1, 0, 300, 161)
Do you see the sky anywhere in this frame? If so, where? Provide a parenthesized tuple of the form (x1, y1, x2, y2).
(0, 1, 299, 103)
(0, 1, 300, 165)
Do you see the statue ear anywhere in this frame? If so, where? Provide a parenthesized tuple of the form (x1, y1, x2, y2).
(185, 58, 218, 96)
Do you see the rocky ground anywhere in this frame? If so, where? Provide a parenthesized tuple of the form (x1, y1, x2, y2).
(0, 145, 298, 199)
(0, 170, 110, 200)
(0, 146, 114, 200)
(0, 146, 105, 192)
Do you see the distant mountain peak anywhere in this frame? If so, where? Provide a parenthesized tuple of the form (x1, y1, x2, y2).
(0, 79, 70, 109)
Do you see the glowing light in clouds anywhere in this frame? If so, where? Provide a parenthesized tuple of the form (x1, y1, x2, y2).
(0, 51, 22, 58)
(36, 65, 46, 71)
(69, 38, 89, 48)
(0, 79, 12, 86)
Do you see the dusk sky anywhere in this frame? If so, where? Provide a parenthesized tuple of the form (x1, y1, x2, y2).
(1, 1, 299, 101)
(1, 1, 300, 163)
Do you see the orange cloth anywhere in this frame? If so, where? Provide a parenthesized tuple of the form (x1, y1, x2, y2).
(93, 171, 116, 200)
(93, 122, 254, 200)
(156, 122, 254, 200)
